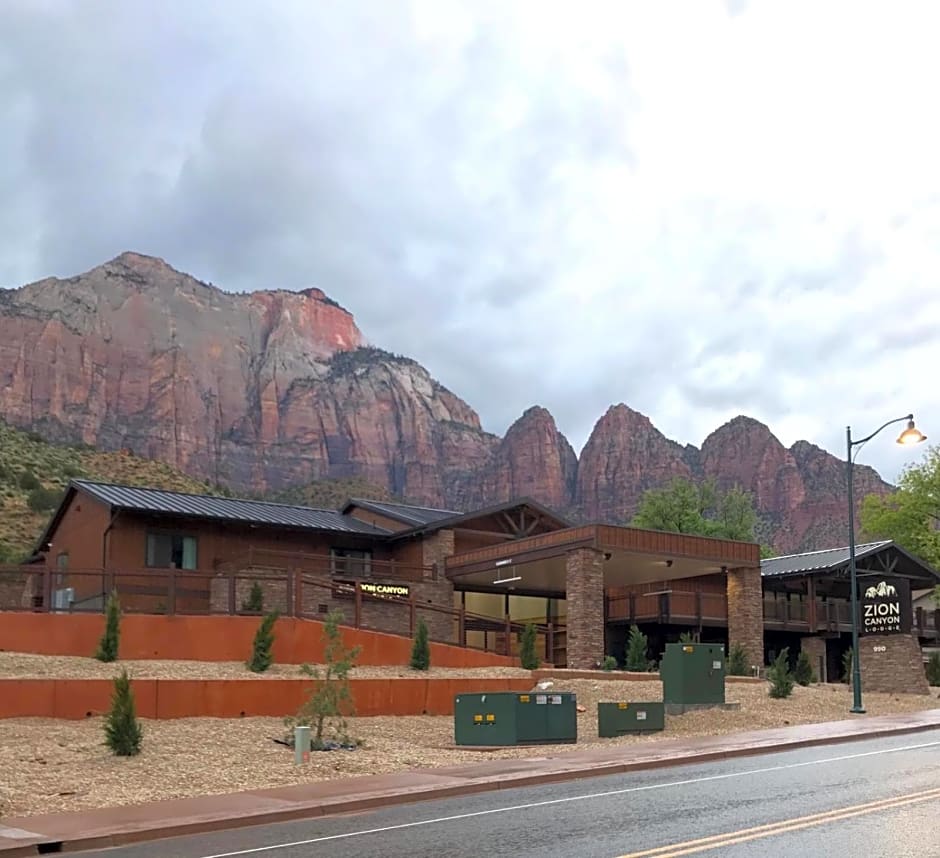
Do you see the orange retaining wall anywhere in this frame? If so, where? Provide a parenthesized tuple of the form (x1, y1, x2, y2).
(0, 678, 533, 719)
(0, 613, 518, 668)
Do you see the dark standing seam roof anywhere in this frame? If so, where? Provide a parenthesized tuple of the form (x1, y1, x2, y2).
(71, 480, 392, 535)
(344, 498, 460, 527)
(760, 541, 893, 578)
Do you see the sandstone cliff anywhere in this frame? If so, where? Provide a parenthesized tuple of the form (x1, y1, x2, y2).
(0, 254, 894, 552)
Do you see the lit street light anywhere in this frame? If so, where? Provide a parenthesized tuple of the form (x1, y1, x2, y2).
(846, 414, 926, 714)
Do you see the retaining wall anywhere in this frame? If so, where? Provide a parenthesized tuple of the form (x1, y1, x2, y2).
(0, 613, 517, 668)
(0, 677, 534, 719)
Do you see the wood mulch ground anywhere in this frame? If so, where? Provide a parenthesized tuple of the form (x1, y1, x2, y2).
(2, 673, 936, 819)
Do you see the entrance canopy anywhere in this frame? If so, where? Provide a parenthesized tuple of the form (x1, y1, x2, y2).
(446, 524, 760, 596)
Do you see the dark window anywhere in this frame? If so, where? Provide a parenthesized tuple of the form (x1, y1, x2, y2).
(330, 548, 372, 577)
(146, 533, 197, 570)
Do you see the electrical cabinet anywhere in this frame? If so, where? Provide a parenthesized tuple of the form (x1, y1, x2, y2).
(660, 642, 726, 705)
(454, 692, 577, 746)
(597, 701, 666, 736)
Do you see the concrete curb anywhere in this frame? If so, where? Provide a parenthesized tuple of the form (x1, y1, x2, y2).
(2, 710, 939, 856)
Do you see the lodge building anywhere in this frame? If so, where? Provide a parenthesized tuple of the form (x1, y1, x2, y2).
(6, 479, 939, 694)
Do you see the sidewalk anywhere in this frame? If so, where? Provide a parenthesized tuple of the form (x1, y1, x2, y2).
(2, 708, 938, 856)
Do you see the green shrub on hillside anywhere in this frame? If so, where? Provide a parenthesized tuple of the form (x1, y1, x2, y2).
(18, 471, 40, 490)
(27, 487, 62, 512)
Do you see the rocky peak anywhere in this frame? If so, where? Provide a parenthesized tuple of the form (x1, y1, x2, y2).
(700, 415, 805, 511)
(575, 404, 692, 523)
(478, 406, 578, 511)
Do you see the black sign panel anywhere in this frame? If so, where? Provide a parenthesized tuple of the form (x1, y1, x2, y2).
(860, 576, 911, 635)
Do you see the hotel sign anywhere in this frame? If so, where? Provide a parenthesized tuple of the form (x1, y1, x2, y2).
(860, 577, 911, 636)
(331, 580, 411, 601)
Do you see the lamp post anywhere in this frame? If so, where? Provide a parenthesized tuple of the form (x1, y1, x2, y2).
(846, 414, 926, 714)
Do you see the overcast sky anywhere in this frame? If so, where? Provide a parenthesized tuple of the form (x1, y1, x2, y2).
(2, 0, 937, 481)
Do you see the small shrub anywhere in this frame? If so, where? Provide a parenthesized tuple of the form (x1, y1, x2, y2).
(727, 643, 749, 676)
(678, 631, 696, 644)
(288, 609, 361, 749)
(247, 610, 279, 673)
(842, 648, 854, 684)
(926, 652, 940, 687)
(104, 669, 142, 756)
(242, 581, 264, 613)
(768, 648, 795, 699)
(95, 590, 121, 662)
(410, 618, 430, 671)
(625, 625, 651, 672)
(793, 651, 815, 686)
(18, 470, 40, 490)
(601, 655, 618, 671)
(519, 622, 540, 670)
(27, 486, 61, 512)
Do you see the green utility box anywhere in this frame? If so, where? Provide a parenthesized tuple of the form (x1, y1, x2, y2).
(454, 692, 577, 746)
(660, 642, 726, 706)
(597, 701, 665, 737)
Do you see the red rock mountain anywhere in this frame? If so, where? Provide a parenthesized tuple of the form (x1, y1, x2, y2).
(0, 254, 892, 552)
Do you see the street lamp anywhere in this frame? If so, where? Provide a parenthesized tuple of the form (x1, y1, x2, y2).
(846, 414, 926, 714)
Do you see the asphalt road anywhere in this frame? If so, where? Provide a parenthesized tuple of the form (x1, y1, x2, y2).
(82, 729, 940, 858)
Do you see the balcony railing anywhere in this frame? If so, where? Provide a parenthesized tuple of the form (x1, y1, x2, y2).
(606, 590, 729, 625)
(0, 564, 566, 661)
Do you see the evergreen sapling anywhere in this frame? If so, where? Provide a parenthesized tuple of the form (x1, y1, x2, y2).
(519, 622, 540, 670)
(104, 668, 143, 756)
(95, 590, 121, 663)
(625, 624, 650, 672)
(247, 610, 278, 673)
(768, 648, 795, 699)
(410, 618, 430, 671)
(793, 650, 815, 686)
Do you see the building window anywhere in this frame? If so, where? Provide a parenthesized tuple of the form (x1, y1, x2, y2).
(146, 533, 198, 570)
(330, 548, 372, 577)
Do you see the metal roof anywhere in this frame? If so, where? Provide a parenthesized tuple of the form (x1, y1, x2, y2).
(344, 498, 460, 527)
(71, 480, 391, 535)
(760, 541, 893, 578)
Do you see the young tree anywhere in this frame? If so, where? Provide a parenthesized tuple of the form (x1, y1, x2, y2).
(630, 478, 761, 543)
(860, 445, 940, 568)
(104, 669, 143, 756)
(624, 624, 651, 672)
(519, 622, 540, 670)
(410, 618, 430, 671)
(247, 610, 278, 673)
(727, 643, 749, 676)
(95, 590, 121, 663)
(290, 610, 361, 749)
(768, 648, 795, 699)
(793, 650, 815, 686)
(242, 581, 265, 613)
(926, 652, 940, 687)
(841, 648, 853, 684)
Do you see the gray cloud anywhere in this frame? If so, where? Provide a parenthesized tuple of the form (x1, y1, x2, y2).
(1, 0, 939, 483)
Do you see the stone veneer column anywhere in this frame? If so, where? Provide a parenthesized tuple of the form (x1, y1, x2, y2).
(418, 529, 456, 643)
(421, 529, 455, 579)
(727, 566, 764, 672)
(859, 635, 930, 695)
(800, 636, 828, 683)
(565, 547, 606, 669)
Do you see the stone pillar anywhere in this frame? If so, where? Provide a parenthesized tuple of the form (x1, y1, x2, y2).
(421, 529, 455, 580)
(727, 566, 763, 672)
(859, 635, 930, 695)
(800, 636, 827, 683)
(565, 547, 605, 669)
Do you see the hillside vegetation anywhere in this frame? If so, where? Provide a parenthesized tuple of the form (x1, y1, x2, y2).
(0, 421, 210, 562)
(270, 476, 395, 509)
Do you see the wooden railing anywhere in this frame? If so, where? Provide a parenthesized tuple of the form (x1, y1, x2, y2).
(606, 590, 728, 626)
(0, 565, 566, 661)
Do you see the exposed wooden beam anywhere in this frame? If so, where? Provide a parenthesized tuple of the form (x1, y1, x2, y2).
(499, 511, 520, 536)
(453, 527, 518, 541)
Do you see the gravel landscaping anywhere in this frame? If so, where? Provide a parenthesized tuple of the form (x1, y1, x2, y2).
(1, 676, 936, 818)
(0, 651, 530, 680)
